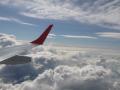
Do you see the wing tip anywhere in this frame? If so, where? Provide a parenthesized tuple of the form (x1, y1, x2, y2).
(49, 24, 54, 27)
(31, 24, 54, 45)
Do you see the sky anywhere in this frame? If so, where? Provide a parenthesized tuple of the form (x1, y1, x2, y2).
(0, 0, 120, 49)
(1, 1, 120, 90)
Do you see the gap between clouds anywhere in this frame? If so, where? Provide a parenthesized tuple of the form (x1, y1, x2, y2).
(0, 15, 120, 40)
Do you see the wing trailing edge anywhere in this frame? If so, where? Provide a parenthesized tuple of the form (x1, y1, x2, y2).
(31, 24, 53, 45)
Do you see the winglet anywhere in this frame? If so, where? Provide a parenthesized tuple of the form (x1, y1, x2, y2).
(31, 24, 53, 45)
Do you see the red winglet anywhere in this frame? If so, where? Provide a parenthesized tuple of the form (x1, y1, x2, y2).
(31, 24, 53, 45)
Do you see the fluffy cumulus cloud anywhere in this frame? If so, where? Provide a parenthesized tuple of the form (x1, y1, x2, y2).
(0, 0, 120, 30)
(0, 33, 120, 90)
(0, 33, 20, 47)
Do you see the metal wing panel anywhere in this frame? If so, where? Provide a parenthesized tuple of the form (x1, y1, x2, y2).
(0, 55, 31, 65)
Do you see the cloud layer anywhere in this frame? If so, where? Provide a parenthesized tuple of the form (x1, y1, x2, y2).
(0, 33, 119, 90)
(0, 0, 120, 30)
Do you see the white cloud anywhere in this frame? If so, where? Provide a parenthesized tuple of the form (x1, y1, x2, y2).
(0, 33, 20, 47)
(0, 65, 112, 90)
(96, 32, 120, 39)
(0, 33, 120, 90)
(12, 65, 111, 90)
(11, 18, 36, 26)
(48, 34, 56, 38)
(49, 34, 56, 37)
(0, 0, 120, 30)
(61, 35, 97, 39)
(48, 33, 97, 39)
(0, 16, 10, 21)
(0, 16, 35, 26)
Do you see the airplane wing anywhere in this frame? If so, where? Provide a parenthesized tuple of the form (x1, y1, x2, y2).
(0, 55, 31, 65)
(0, 24, 53, 65)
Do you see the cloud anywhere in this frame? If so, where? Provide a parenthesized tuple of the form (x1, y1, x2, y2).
(96, 32, 120, 39)
(0, 65, 113, 90)
(0, 33, 20, 47)
(48, 34, 57, 38)
(48, 33, 97, 39)
(0, 0, 120, 30)
(0, 16, 35, 26)
(10, 18, 36, 26)
(61, 35, 97, 39)
(0, 33, 120, 90)
(0, 16, 10, 21)
(10, 65, 111, 90)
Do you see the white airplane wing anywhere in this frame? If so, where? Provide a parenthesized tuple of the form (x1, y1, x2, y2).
(0, 24, 53, 65)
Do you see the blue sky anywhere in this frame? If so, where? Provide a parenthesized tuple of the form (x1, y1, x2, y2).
(0, 0, 120, 49)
